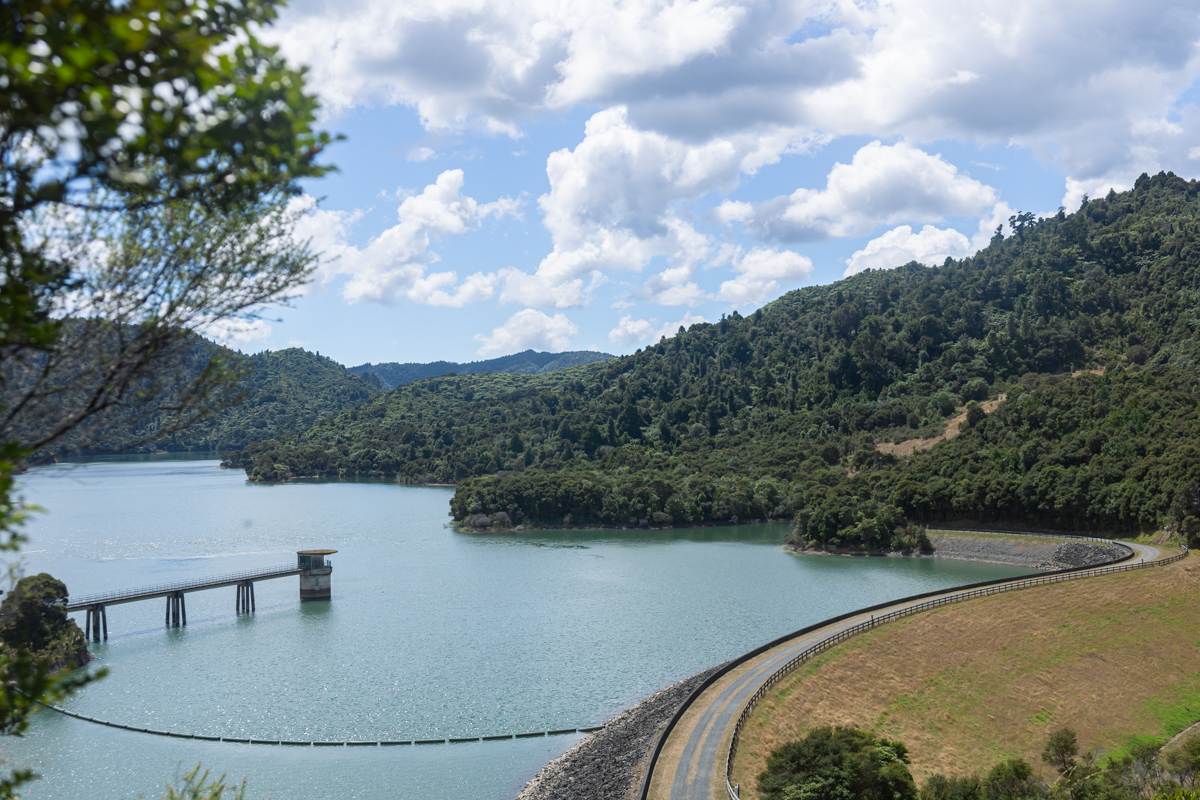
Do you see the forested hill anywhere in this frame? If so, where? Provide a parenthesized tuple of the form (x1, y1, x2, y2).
(235, 173, 1200, 546)
(349, 349, 613, 390)
(27, 341, 379, 460)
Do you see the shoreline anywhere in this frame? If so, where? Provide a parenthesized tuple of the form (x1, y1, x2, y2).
(791, 531, 1130, 570)
(456, 515, 785, 534)
(515, 667, 721, 800)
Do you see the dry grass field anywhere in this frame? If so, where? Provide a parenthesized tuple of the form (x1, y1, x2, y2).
(731, 553, 1200, 796)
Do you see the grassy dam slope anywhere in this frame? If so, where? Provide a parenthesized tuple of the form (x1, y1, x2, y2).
(731, 552, 1200, 793)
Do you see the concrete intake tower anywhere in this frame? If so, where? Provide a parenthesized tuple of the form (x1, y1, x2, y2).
(297, 549, 336, 601)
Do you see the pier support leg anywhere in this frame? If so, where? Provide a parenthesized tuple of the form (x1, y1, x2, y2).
(87, 606, 108, 642)
(165, 592, 187, 628)
(235, 582, 257, 615)
(236, 582, 256, 615)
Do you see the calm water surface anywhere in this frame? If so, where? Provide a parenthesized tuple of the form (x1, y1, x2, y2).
(5, 460, 1023, 799)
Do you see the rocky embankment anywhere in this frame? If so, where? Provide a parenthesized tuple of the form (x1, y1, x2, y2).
(925, 532, 1128, 569)
(515, 666, 720, 800)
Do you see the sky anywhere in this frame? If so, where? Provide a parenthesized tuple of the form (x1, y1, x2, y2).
(223, 0, 1200, 367)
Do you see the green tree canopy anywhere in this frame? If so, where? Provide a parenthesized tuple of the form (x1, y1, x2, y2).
(757, 725, 917, 800)
(1043, 729, 1079, 776)
(0, 574, 85, 667)
(982, 759, 1047, 800)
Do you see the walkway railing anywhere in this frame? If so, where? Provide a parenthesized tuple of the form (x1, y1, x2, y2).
(720, 542, 1188, 799)
(67, 564, 300, 609)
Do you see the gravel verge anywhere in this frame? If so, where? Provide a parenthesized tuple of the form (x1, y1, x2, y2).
(514, 666, 721, 800)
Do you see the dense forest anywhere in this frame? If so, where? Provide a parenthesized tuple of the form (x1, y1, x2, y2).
(15, 337, 380, 460)
(17, 341, 613, 462)
(350, 349, 612, 390)
(234, 174, 1200, 547)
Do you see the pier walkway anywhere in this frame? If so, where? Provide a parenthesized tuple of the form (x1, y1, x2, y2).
(67, 564, 301, 611)
(66, 549, 334, 642)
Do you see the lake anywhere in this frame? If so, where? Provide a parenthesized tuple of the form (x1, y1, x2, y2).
(4, 459, 1023, 799)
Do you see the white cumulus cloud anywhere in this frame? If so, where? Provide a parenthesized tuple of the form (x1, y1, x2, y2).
(308, 169, 518, 307)
(270, 1, 1200, 211)
(805, 1, 1200, 194)
(608, 313, 707, 347)
(267, 1, 853, 137)
(475, 308, 578, 356)
(203, 318, 274, 347)
(607, 315, 656, 345)
(844, 224, 973, 276)
(718, 248, 813, 308)
(500, 106, 820, 308)
(724, 141, 997, 241)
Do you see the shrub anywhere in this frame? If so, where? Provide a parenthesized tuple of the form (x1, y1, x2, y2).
(757, 726, 917, 800)
(981, 758, 1046, 800)
(0, 574, 88, 670)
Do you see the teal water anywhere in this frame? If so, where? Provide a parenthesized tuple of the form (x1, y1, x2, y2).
(5, 460, 1023, 799)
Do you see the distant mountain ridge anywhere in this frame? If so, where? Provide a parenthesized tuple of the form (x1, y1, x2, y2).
(349, 349, 613, 390)
(18, 337, 612, 461)
(18, 340, 380, 460)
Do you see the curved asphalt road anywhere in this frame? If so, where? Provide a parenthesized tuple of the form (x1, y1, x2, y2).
(649, 540, 1164, 800)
